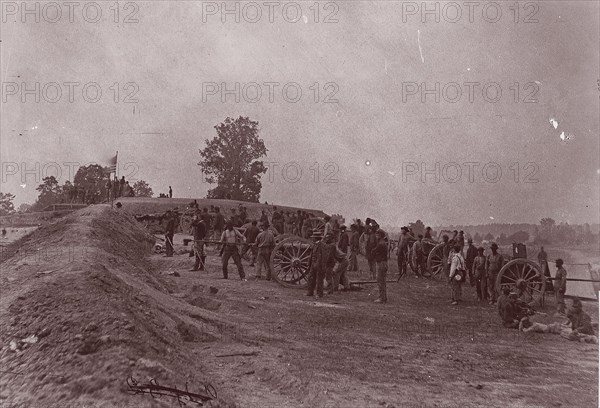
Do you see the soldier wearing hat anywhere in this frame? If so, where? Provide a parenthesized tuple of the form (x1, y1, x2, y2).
(321, 232, 337, 294)
(486, 243, 504, 304)
(566, 298, 594, 336)
(163, 210, 177, 257)
(307, 229, 326, 297)
(189, 209, 207, 271)
(396, 227, 411, 279)
(554, 258, 567, 315)
(465, 238, 477, 286)
(337, 225, 349, 255)
(373, 229, 389, 303)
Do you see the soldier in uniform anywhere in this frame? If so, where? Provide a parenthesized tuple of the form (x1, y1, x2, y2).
(190, 210, 207, 271)
(554, 258, 567, 315)
(348, 224, 360, 272)
(373, 229, 389, 303)
(486, 243, 504, 304)
(255, 224, 275, 280)
(240, 220, 260, 267)
(397, 227, 411, 278)
(164, 210, 177, 257)
(321, 233, 337, 294)
(465, 238, 478, 286)
(307, 230, 325, 298)
(473, 247, 487, 302)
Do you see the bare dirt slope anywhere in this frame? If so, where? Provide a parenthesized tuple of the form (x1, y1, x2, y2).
(1, 207, 597, 408)
(115, 197, 328, 219)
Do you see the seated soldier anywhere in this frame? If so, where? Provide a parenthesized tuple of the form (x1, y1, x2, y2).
(497, 287, 511, 318)
(501, 292, 533, 329)
(564, 298, 598, 343)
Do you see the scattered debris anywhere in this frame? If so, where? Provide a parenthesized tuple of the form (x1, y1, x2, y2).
(127, 376, 216, 406)
(247, 304, 257, 309)
(216, 351, 259, 358)
(424, 317, 435, 324)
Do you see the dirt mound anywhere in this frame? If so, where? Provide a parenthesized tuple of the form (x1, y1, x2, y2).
(0, 205, 235, 407)
(115, 196, 328, 220)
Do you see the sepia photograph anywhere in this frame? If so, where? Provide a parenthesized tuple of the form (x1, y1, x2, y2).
(1, 1, 599, 407)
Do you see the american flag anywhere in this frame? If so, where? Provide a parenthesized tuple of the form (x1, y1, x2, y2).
(103, 152, 118, 174)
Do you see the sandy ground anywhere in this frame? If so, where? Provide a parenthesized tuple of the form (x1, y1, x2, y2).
(0, 206, 597, 408)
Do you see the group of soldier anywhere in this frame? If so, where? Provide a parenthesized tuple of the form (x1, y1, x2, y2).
(159, 207, 596, 343)
(105, 176, 135, 202)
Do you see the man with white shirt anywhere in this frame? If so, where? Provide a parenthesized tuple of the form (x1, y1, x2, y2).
(220, 222, 246, 280)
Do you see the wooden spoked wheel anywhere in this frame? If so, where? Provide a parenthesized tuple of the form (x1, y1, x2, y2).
(426, 243, 446, 279)
(304, 217, 325, 238)
(270, 237, 313, 289)
(496, 259, 545, 304)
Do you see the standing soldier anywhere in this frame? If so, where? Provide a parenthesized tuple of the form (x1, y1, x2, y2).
(337, 225, 349, 256)
(213, 207, 225, 248)
(424, 226, 433, 242)
(373, 229, 389, 303)
(105, 178, 112, 202)
(441, 234, 451, 278)
(113, 176, 119, 199)
(201, 208, 213, 232)
(397, 227, 410, 278)
(164, 210, 176, 257)
(486, 243, 504, 304)
(240, 220, 260, 267)
(239, 206, 248, 225)
(255, 224, 275, 280)
(413, 234, 425, 277)
(321, 233, 337, 294)
(457, 231, 465, 254)
(323, 216, 334, 237)
(332, 246, 350, 292)
(220, 222, 246, 280)
(260, 210, 269, 227)
(537, 246, 548, 275)
(119, 176, 125, 197)
(190, 210, 207, 271)
(554, 258, 567, 315)
(365, 227, 378, 279)
(307, 230, 325, 298)
(169, 186, 173, 198)
(465, 238, 478, 286)
(348, 224, 360, 271)
(271, 207, 282, 233)
(473, 247, 487, 302)
(448, 244, 466, 305)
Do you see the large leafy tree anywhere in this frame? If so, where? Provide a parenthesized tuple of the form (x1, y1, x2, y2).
(74, 164, 109, 203)
(32, 176, 62, 210)
(0, 192, 16, 215)
(198, 116, 268, 202)
(132, 180, 153, 197)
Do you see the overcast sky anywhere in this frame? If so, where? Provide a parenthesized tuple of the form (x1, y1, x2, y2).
(1, 1, 598, 226)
